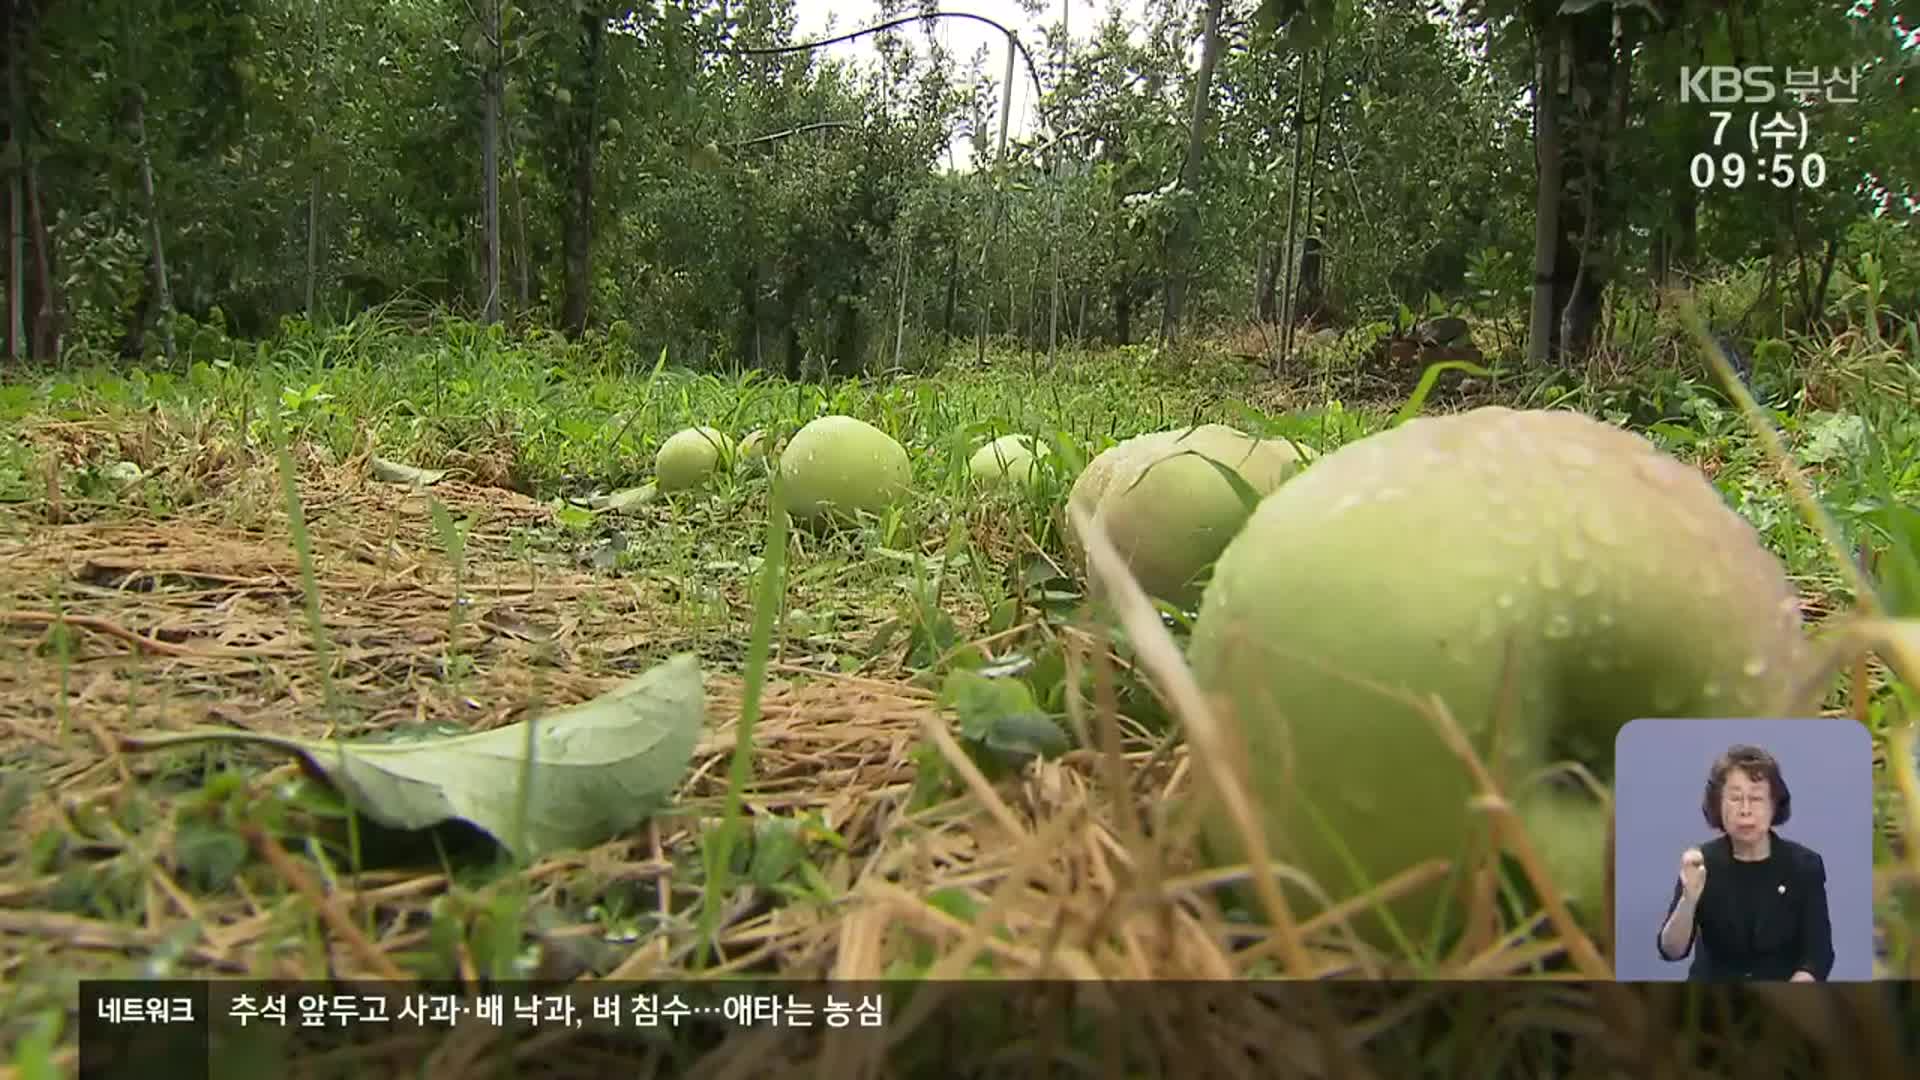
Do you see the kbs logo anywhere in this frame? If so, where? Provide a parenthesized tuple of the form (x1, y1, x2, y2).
(1679, 67, 1777, 104)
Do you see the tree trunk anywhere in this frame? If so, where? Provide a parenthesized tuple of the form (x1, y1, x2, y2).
(6, 1, 26, 360)
(304, 0, 326, 318)
(8, 0, 61, 361)
(5, 174, 19, 358)
(1554, 9, 1629, 361)
(1270, 50, 1312, 375)
(1047, 0, 1066, 366)
(1672, 190, 1698, 273)
(504, 87, 531, 313)
(304, 180, 321, 318)
(560, 8, 605, 338)
(829, 269, 863, 376)
(1013, 272, 1029, 343)
(1806, 232, 1841, 332)
(1051, 0, 1069, 359)
(25, 159, 58, 358)
(478, 0, 504, 325)
(1289, 51, 1333, 341)
(1257, 241, 1281, 322)
(1652, 170, 1699, 289)
(1296, 235, 1325, 322)
(735, 268, 759, 370)
(777, 271, 805, 379)
(1047, 162, 1061, 362)
(126, 89, 176, 363)
(1527, 23, 1563, 365)
(893, 225, 911, 369)
(973, 38, 1017, 367)
(940, 243, 959, 339)
(1158, 0, 1226, 344)
(1251, 244, 1267, 322)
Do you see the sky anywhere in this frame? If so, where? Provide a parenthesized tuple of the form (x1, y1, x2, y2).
(786, 0, 1156, 164)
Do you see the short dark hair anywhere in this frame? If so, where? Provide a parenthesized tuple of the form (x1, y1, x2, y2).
(1702, 744, 1791, 830)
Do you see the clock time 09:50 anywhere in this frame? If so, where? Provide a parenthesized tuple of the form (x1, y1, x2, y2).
(1691, 152, 1827, 190)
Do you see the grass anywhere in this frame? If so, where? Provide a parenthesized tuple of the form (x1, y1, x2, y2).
(1, 298, 1919, 1076)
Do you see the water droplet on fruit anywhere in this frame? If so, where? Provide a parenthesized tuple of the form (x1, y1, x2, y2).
(1742, 656, 1768, 677)
(1702, 680, 1722, 700)
(1544, 613, 1573, 640)
(1539, 557, 1563, 591)
(1495, 592, 1516, 609)
(1579, 504, 1623, 547)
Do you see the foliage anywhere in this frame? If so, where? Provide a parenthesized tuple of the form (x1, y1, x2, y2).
(11, 0, 1915, 365)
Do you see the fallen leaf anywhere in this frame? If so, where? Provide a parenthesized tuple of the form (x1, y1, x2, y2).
(117, 654, 707, 860)
(584, 632, 651, 658)
(748, 817, 807, 889)
(584, 532, 628, 570)
(940, 668, 1070, 771)
(572, 483, 658, 513)
(372, 457, 448, 486)
(478, 606, 554, 642)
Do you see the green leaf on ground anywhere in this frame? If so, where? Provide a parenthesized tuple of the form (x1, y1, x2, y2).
(117, 654, 707, 860)
(940, 668, 1070, 768)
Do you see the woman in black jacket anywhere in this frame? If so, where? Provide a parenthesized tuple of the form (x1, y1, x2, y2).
(1656, 744, 1835, 981)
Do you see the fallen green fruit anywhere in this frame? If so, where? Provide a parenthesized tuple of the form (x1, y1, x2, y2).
(780, 415, 912, 525)
(738, 428, 773, 465)
(656, 426, 729, 492)
(969, 434, 1049, 491)
(1065, 424, 1310, 609)
(1187, 406, 1811, 950)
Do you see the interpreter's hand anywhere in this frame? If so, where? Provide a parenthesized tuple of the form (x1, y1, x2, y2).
(1679, 847, 1706, 902)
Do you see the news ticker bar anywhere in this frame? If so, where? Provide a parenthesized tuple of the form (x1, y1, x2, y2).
(75, 977, 1920, 1080)
(77, 976, 1920, 1032)
(79, 980, 894, 1080)
(86, 980, 886, 1032)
